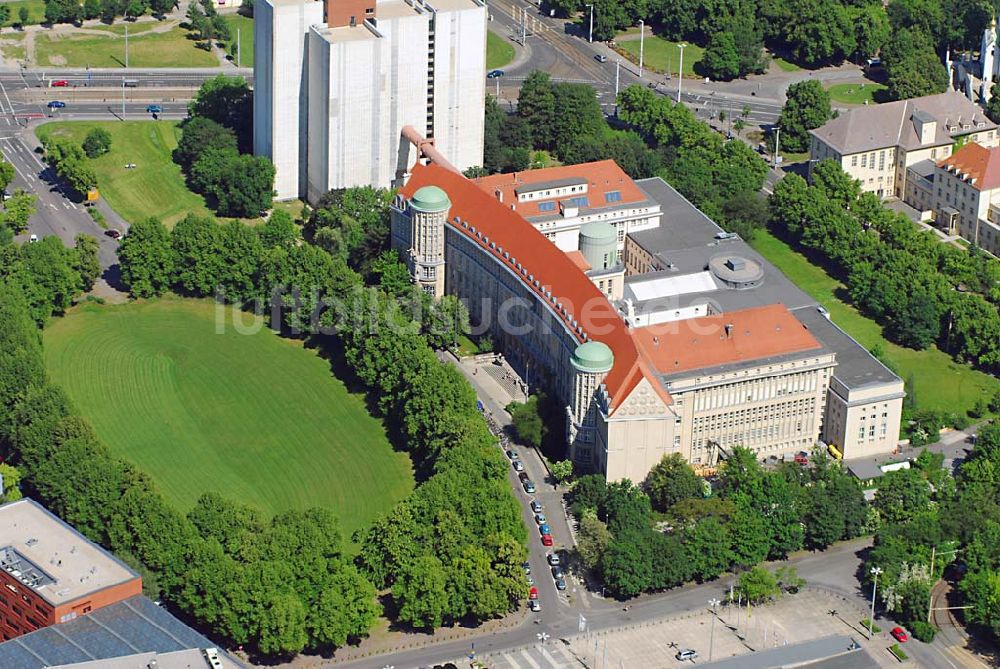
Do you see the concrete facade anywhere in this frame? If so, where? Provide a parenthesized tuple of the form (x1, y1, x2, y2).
(256, 0, 486, 202)
(253, 0, 324, 200)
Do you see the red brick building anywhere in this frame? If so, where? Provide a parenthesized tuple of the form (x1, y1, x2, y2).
(0, 498, 141, 641)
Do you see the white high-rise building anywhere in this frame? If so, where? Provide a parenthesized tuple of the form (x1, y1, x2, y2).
(254, 0, 486, 202)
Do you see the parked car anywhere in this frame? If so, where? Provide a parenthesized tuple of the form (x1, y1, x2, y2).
(146, 104, 162, 114)
(526, 575, 534, 586)
(28, 234, 38, 243)
(530, 500, 543, 513)
(555, 578, 566, 591)
(486, 69, 505, 78)
(538, 523, 551, 536)
(547, 552, 560, 566)
(529, 599, 541, 612)
(506, 449, 518, 459)
(676, 649, 698, 661)
(794, 451, 809, 465)
(47, 100, 66, 109)
(528, 586, 538, 600)
(595, 54, 608, 63)
(518, 473, 529, 484)
(523, 480, 536, 494)
(551, 566, 564, 579)
(105, 229, 122, 239)
(522, 561, 531, 574)
(534, 513, 546, 525)
(541, 533, 553, 546)
(51, 80, 69, 87)
(512, 459, 525, 472)
(891, 627, 908, 643)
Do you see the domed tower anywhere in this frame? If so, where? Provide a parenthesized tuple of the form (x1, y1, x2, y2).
(402, 185, 450, 298)
(567, 340, 614, 465)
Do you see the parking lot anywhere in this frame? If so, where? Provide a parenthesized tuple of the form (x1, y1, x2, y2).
(464, 589, 900, 669)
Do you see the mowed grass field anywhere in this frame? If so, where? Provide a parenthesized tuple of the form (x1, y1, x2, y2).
(486, 30, 514, 70)
(616, 31, 704, 76)
(44, 298, 414, 537)
(826, 82, 887, 105)
(38, 121, 210, 227)
(751, 229, 1000, 416)
(35, 26, 218, 68)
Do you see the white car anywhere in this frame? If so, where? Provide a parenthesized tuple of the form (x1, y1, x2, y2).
(547, 552, 560, 566)
(534, 513, 546, 525)
(529, 599, 541, 612)
(28, 234, 38, 243)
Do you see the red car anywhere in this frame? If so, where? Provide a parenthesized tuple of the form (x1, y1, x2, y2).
(890, 627, 908, 643)
(51, 80, 69, 87)
(541, 534, 553, 546)
(528, 586, 538, 600)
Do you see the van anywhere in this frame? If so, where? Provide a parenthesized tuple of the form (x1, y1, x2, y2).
(675, 649, 698, 661)
(595, 54, 608, 63)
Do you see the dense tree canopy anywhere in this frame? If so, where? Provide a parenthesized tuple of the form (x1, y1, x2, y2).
(776, 80, 833, 153)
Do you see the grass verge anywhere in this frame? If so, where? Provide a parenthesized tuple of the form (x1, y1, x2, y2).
(861, 619, 882, 634)
(888, 643, 908, 661)
(615, 33, 703, 77)
(771, 56, 803, 72)
(224, 13, 253, 67)
(43, 297, 415, 537)
(38, 120, 210, 227)
(486, 29, 514, 70)
(826, 82, 887, 105)
(750, 229, 1000, 417)
(35, 26, 218, 68)
(2, 0, 46, 24)
(0, 31, 25, 61)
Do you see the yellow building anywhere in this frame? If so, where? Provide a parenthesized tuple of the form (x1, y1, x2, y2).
(809, 91, 998, 199)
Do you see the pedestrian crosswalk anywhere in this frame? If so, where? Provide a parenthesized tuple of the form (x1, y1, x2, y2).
(456, 643, 579, 669)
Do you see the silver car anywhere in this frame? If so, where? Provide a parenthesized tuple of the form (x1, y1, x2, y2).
(512, 460, 525, 472)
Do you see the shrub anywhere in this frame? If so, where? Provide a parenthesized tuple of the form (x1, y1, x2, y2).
(889, 643, 908, 660)
(82, 128, 112, 159)
(909, 620, 936, 642)
(860, 618, 881, 634)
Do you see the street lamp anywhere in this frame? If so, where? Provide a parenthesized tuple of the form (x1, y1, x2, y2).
(708, 597, 720, 661)
(773, 126, 781, 168)
(869, 566, 882, 638)
(638, 20, 645, 78)
(676, 43, 687, 103)
(586, 4, 594, 43)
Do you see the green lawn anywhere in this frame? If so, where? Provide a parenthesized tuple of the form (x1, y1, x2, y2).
(826, 82, 887, 105)
(0, 31, 25, 61)
(38, 121, 210, 227)
(35, 26, 218, 68)
(771, 56, 802, 72)
(224, 13, 253, 67)
(1, 0, 46, 25)
(751, 229, 1000, 416)
(615, 33, 703, 76)
(44, 297, 414, 537)
(486, 29, 514, 70)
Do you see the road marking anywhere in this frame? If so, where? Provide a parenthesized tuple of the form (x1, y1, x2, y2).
(538, 646, 567, 667)
(502, 652, 521, 668)
(517, 648, 544, 669)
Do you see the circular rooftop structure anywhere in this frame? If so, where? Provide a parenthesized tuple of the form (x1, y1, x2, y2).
(409, 185, 451, 212)
(579, 220, 617, 241)
(709, 254, 764, 290)
(571, 341, 614, 373)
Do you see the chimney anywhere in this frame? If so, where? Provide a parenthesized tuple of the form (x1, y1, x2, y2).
(495, 188, 503, 203)
(724, 323, 733, 339)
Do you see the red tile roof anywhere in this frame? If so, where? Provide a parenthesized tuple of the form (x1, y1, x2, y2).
(632, 304, 823, 375)
(402, 163, 645, 411)
(566, 250, 592, 272)
(938, 142, 1000, 191)
(472, 160, 649, 218)
(402, 165, 823, 415)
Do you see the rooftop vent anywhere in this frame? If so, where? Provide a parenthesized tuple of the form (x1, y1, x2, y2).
(725, 257, 746, 272)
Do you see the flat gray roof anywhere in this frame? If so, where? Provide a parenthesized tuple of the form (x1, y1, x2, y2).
(514, 176, 587, 194)
(0, 499, 139, 607)
(627, 178, 901, 391)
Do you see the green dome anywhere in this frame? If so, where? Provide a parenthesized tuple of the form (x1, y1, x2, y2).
(571, 341, 614, 373)
(578, 220, 617, 241)
(409, 185, 451, 212)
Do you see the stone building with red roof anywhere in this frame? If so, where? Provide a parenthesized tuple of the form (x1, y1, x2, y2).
(391, 162, 857, 481)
